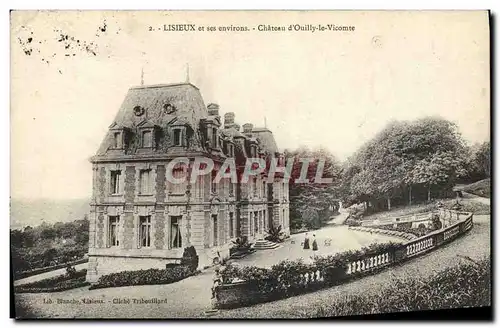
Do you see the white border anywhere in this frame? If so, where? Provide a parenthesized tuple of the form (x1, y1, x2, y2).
(4, 1, 497, 327)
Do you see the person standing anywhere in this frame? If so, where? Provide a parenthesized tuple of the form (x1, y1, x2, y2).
(312, 234, 318, 251)
(303, 232, 310, 250)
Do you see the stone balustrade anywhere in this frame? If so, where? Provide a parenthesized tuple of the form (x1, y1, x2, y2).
(346, 252, 391, 275)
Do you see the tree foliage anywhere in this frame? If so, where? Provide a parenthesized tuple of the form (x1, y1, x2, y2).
(343, 117, 469, 209)
(285, 147, 342, 230)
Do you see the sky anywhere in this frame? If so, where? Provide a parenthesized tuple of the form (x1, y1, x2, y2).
(10, 11, 490, 200)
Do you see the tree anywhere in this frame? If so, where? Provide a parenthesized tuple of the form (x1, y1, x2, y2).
(10, 229, 23, 248)
(40, 227, 56, 240)
(343, 117, 468, 209)
(411, 151, 467, 201)
(286, 146, 342, 230)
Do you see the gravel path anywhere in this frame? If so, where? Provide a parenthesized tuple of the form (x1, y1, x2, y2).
(235, 225, 405, 268)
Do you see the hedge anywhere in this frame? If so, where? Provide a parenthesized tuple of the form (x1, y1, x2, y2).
(89, 265, 194, 290)
(220, 241, 403, 300)
(15, 269, 89, 293)
(377, 224, 432, 237)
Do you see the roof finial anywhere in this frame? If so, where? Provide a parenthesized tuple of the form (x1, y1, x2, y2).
(140, 67, 144, 86)
(185, 63, 190, 83)
(264, 116, 267, 129)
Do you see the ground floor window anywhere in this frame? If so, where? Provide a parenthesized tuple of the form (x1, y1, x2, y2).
(254, 212, 258, 235)
(108, 216, 120, 247)
(229, 212, 234, 238)
(170, 216, 182, 249)
(139, 215, 151, 248)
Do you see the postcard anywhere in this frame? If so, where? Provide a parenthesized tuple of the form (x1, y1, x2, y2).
(10, 10, 491, 319)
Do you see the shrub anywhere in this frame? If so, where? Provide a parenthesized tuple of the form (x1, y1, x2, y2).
(431, 214, 443, 230)
(265, 225, 285, 243)
(230, 236, 253, 255)
(220, 240, 404, 304)
(181, 246, 199, 272)
(89, 265, 193, 290)
(377, 224, 430, 237)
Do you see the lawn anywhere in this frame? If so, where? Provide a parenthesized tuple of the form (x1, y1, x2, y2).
(282, 256, 491, 318)
(360, 197, 490, 223)
(456, 178, 491, 198)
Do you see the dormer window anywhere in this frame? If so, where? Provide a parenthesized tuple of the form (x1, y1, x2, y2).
(173, 129, 182, 146)
(113, 132, 122, 149)
(142, 130, 152, 148)
(108, 123, 128, 150)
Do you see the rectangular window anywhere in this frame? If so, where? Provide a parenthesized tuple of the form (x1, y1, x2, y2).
(212, 128, 217, 148)
(212, 214, 218, 246)
(173, 129, 181, 146)
(139, 216, 152, 248)
(142, 130, 152, 148)
(110, 170, 121, 194)
(170, 216, 182, 249)
(108, 216, 120, 247)
(171, 168, 185, 194)
(254, 212, 258, 235)
(229, 212, 234, 238)
(211, 170, 218, 194)
(113, 132, 121, 149)
(139, 169, 152, 194)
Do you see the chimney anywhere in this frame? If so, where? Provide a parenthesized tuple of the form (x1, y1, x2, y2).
(224, 112, 235, 128)
(207, 103, 219, 116)
(233, 123, 241, 132)
(242, 123, 253, 134)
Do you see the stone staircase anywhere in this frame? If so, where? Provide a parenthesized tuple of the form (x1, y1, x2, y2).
(253, 239, 280, 250)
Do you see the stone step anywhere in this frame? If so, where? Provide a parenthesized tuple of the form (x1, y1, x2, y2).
(253, 240, 280, 250)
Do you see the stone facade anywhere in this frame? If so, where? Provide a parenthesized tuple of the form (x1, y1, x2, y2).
(87, 82, 289, 283)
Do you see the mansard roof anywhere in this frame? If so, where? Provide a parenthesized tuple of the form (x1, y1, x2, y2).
(92, 81, 281, 161)
(113, 83, 207, 129)
(251, 127, 279, 153)
(95, 82, 208, 157)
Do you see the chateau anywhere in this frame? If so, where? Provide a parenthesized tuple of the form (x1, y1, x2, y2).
(87, 81, 290, 282)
